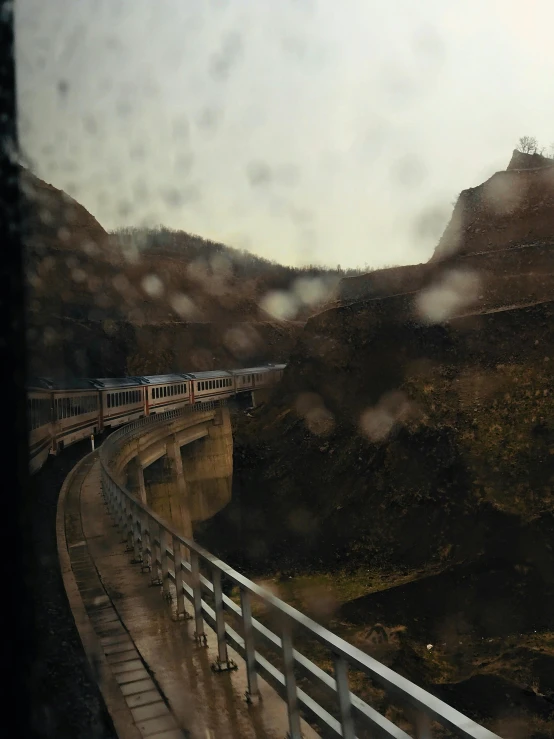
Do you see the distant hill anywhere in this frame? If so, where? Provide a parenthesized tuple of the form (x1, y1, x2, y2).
(21, 167, 363, 379)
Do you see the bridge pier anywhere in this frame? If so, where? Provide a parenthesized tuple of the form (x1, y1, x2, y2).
(125, 457, 147, 505)
(145, 446, 194, 543)
(118, 405, 232, 542)
(251, 387, 271, 407)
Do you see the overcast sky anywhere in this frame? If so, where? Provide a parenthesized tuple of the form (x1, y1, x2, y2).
(15, 0, 554, 269)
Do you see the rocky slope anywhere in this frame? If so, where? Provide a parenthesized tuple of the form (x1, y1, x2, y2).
(339, 150, 554, 314)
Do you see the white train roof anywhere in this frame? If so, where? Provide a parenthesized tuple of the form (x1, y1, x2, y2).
(229, 366, 272, 375)
(88, 377, 145, 389)
(138, 374, 192, 384)
(186, 370, 233, 379)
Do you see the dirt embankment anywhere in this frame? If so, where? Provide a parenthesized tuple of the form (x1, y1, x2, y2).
(197, 295, 554, 735)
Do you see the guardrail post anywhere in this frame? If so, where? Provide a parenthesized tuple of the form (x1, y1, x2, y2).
(334, 653, 355, 739)
(160, 528, 172, 601)
(141, 511, 152, 573)
(240, 589, 259, 702)
(125, 499, 134, 553)
(191, 552, 207, 646)
(211, 569, 237, 673)
(150, 522, 163, 586)
(172, 536, 191, 620)
(130, 505, 143, 565)
(282, 619, 302, 739)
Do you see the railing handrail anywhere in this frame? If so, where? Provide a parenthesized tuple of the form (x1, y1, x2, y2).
(99, 404, 503, 739)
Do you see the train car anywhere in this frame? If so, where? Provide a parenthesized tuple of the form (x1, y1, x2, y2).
(26, 362, 289, 474)
(51, 379, 101, 454)
(271, 363, 286, 382)
(90, 377, 145, 430)
(188, 370, 234, 404)
(230, 366, 274, 392)
(140, 374, 191, 415)
(229, 368, 254, 392)
(28, 379, 54, 475)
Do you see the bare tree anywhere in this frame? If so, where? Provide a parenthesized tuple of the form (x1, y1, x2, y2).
(518, 135, 538, 154)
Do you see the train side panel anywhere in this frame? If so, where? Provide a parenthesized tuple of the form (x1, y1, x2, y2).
(28, 390, 53, 475)
(147, 380, 190, 414)
(102, 387, 145, 428)
(52, 390, 100, 452)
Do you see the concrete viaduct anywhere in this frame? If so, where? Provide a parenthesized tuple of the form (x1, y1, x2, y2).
(57, 402, 503, 739)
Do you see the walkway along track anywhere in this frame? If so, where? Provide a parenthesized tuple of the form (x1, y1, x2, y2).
(58, 405, 505, 739)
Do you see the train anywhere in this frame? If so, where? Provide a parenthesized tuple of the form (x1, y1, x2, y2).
(28, 363, 286, 475)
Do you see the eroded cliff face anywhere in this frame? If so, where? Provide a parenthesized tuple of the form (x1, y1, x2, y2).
(433, 165, 554, 260)
(338, 152, 554, 314)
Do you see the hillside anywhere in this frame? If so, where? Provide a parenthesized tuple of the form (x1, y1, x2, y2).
(338, 150, 554, 314)
(21, 167, 358, 379)
(197, 151, 554, 735)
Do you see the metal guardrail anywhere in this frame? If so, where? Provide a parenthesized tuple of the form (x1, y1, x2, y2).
(99, 404, 503, 739)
